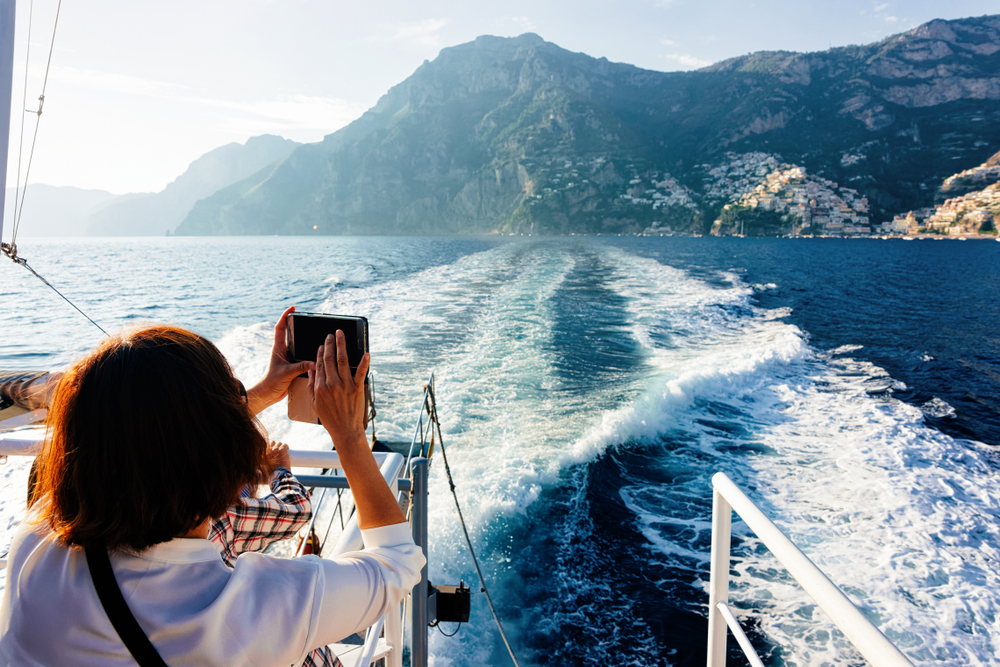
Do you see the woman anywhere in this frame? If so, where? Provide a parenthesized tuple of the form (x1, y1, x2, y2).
(0, 307, 424, 666)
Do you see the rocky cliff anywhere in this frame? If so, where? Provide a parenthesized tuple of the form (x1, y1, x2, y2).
(175, 16, 1000, 236)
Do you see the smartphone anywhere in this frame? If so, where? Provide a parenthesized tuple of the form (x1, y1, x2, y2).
(286, 312, 369, 424)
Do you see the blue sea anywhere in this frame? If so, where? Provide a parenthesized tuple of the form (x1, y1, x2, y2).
(2, 235, 999, 666)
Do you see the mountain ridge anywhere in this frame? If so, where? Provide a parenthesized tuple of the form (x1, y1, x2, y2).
(173, 16, 1000, 236)
(87, 134, 301, 236)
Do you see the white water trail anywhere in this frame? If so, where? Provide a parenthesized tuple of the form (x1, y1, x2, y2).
(590, 249, 1000, 666)
(216, 240, 1000, 665)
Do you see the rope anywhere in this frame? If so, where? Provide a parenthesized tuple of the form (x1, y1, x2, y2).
(368, 374, 377, 447)
(2, 248, 108, 336)
(10, 0, 63, 249)
(425, 383, 522, 667)
(295, 467, 338, 558)
(11, 0, 34, 246)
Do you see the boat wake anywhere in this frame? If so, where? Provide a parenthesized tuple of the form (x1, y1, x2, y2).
(86, 239, 1000, 666)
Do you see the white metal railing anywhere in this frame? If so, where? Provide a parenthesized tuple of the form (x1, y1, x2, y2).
(0, 428, 429, 667)
(708, 472, 914, 667)
(0, 422, 45, 576)
(0, 424, 45, 457)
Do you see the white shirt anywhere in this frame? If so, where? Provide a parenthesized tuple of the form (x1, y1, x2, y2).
(0, 517, 424, 666)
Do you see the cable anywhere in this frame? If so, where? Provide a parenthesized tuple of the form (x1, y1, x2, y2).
(12, 0, 34, 245)
(295, 466, 337, 558)
(11, 0, 63, 249)
(3, 250, 108, 336)
(435, 622, 462, 638)
(425, 383, 522, 667)
(368, 374, 377, 447)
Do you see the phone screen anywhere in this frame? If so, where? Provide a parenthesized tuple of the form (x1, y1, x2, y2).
(288, 313, 368, 370)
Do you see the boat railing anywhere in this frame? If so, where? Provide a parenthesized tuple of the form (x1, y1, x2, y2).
(0, 430, 431, 667)
(708, 471, 914, 667)
(292, 450, 429, 667)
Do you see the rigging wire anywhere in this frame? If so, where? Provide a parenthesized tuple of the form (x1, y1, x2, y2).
(9, 254, 109, 336)
(11, 0, 34, 245)
(2, 0, 107, 339)
(11, 0, 62, 247)
(425, 382, 523, 667)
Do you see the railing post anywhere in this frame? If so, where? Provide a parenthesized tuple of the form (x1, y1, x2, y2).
(410, 457, 429, 667)
(707, 487, 733, 667)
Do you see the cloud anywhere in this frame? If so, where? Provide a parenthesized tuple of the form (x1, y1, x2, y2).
(390, 19, 448, 47)
(356, 18, 449, 48)
(875, 3, 889, 10)
(47, 64, 365, 138)
(660, 39, 676, 46)
(885, 15, 898, 22)
(50, 66, 188, 97)
(206, 95, 368, 135)
(661, 53, 713, 69)
(508, 16, 538, 33)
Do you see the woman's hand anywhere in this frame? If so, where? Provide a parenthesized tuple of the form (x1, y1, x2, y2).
(308, 331, 370, 448)
(246, 306, 315, 415)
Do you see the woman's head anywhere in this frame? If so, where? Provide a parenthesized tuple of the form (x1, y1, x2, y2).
(33, 324, 269, 552)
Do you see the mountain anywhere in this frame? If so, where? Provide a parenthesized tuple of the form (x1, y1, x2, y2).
(87, 134, 300, 236)
(3, 185, 117, 237)
(175, 16, 1000, 236)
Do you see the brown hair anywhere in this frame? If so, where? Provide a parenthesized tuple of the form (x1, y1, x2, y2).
(31, 325, 270, 552)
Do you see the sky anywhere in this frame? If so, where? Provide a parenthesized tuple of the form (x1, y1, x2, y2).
(4, 0, 998, 195)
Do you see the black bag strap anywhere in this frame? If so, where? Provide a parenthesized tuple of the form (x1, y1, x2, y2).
(85, 545, 169, 667)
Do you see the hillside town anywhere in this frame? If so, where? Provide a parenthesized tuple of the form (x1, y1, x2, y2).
(619, 171, 699, 211)
(886, 183, 1000, 236)
(940, 152, 1000, 194)
(699, 151, 999, 238)
(885, 152, 1000, 237)
(701, 153, 870, 236)
(522, 149, 998, 238)
(606, 152, 875, 236)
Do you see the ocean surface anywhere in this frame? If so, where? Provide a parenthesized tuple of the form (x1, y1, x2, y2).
(1, 235, 999, 666)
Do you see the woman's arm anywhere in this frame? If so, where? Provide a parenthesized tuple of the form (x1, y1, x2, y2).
(283, 332, 422, 650)
(309, 331, 406, 530)
(0, 371, 61, 410)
